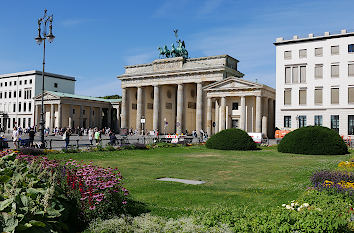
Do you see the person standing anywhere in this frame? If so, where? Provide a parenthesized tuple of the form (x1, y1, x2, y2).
(88, 128, 94, 145)
(29, 128, 35, 147)
(63, 128, 71, 150)
(94, 128, 101, 146)
(12, 127, 19, 149)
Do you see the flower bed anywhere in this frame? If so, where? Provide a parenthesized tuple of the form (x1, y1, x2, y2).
(0, 150, 132, 232)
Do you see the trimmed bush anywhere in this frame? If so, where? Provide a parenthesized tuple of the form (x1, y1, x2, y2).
(278, 126, 348, 155)
(206, 128, 257, 150)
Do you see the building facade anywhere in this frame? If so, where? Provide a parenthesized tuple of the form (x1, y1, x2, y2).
(118, 55, 275, 136)
(34, 91, 121, 131)
(0, 70, 75, 130)
(275, 29, 354, 136)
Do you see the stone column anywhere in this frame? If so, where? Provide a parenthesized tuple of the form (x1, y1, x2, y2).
(68, 104, 73, 128)
(58, 104, 62, 128)
(268, 99, 274, 137)
(50, 104, 55, 130)
(79, 105, 83, 127)
(240, 96, 246, 131)
(35, 105, 40, 126)
(116, 105, 120, 132)
(207, 97, 212, 136)
(107, 107, 112, 128)
(215, 99, 219, 134)
(196, 82, 203, 135)
(97, 107, 102, 128)
(225, 105, 229, 129)
(89, 106, 92, 128)
(176, 83, 184, 134)
(153, 85, 160, 131)
(220, 97, 226, 131)
(256, 96, 262, 133)
(121, 88, 127, 129)
(136, 87, 142, 132)
(262, 97, 268, 137)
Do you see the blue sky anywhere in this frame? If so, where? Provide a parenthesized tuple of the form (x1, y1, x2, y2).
(1, 0, 354, 96)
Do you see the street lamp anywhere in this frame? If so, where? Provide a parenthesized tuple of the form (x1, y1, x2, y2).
(35, 9, 55, 148)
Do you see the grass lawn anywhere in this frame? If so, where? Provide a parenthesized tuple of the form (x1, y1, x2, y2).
(47, 146, 352, 218)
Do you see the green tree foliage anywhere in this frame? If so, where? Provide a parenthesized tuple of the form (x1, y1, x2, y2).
(97, 95, 121, 99)
(206, 128, 257, 150)
(278, 126, 348, 155)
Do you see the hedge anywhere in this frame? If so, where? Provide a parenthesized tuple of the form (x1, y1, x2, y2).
(278, 126, 348, 155)
(206, 128, 257, 150)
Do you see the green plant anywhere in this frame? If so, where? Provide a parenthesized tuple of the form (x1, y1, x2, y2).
(61, 147, 81, 153)
(0, 153, 71, 232)
(105, 145, 116, 151)
(278, 126, 348, 155)
(206, 128, 257, 150)
(85, 214, 232, 233)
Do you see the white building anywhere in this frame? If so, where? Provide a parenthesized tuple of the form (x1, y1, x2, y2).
(0, 70, 75, 131)
(275, 29, 354, 136)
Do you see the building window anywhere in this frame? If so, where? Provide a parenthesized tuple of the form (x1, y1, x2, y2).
(314, 115, 323, 126)
(13, 91, 16, 98)
(299, 89, 307, 105)
(19, 81, 22, 85)
(83, 110, 86, 115)
(4, 82, 7, 87)
(299, 49, 307, 58)
(28, 118, 31, 127)
(17, 118, 20, 127)
(284, 116, 291, 128)
(24, 80, 27, 85)
(14, 81, 16, 85)
(232, 102, 239, 110)
(298, 115, 307, 128)
(348, 64, 354, 77)
(331, 64, 339, 78)
(331, 45, 339, 55)
(147, 103, 153, 109)
(19, 90, 21, 98)
(331, 115, 339, 133)
(292, 67, 299, 83)
(331, 88, 339, 104)
(348, 115, 354, 135)
(29, 79, 32, 84)
(54, 83, 58, 88)
(23, 118, 25, 128)
(349, 87, 354, 104)
(187, 102, 196, 109)
(23, 103, 26, 112)
(13, 103, 15, 112)
(4, 92, 6, 98)
(284, 89, 291, 105)
(8, 92, 11, 99)
(131, 104, 137, 110)
(73, 108, 76, 114)
(165, 102, 172, 109)
(315, 47, 323, 57)
(348, 44, 354, 53)
(18, 102, 21, 112)
(315, 64, 323, 79)
(285, 67, 291, 83)
(28, 102, 31, 112)
(284, 51, 292, 60)
(314, 88, 323, 105)
(0, 83, 2, 87)
(0, 92, 2, 99)
(9, 82, 11, 86)
(300, 66, 306, 83)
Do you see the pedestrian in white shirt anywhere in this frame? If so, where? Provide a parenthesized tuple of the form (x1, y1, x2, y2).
(12, 127, 19, 149)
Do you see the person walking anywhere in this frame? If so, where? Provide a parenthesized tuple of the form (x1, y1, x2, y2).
(12, 127, 19, 150)
(88, 128, 94, 145)
(63, 128, 71, 150)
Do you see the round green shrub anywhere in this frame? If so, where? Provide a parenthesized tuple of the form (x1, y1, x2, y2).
(278, 126, 348, 155)
(206, 128, 257, 150)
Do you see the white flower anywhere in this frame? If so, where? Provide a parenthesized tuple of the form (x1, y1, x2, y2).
(286, 205, 291, 209)
(297, 207, 301, 211)
(291, 203, 295, 207)
(303, 203, 309, 207)
(282, 204, 286, 207)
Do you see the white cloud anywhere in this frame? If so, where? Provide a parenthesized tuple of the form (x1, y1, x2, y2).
(124, 52, 155, 65)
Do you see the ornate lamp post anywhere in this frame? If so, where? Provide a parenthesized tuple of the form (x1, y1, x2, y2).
(35, 9, 55, 148)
